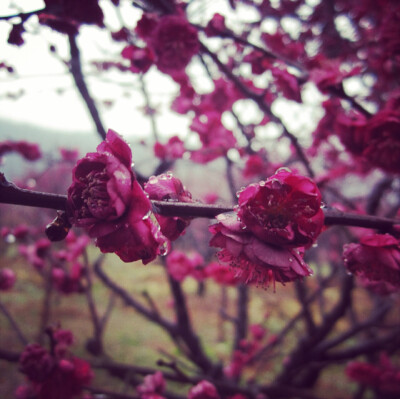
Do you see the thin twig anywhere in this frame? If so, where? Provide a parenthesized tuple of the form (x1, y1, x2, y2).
(0, 299, 29, 346)
(68, 33, 107, 140)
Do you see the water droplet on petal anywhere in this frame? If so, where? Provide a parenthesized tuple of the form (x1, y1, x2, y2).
(148, 176, 158, 184)
(288, 258, 293, 262)
(276, 167, 292, 173)
(259, 180, 266, 187)
(142, 210, 152, 220)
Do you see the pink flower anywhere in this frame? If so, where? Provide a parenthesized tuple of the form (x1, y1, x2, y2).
(198, 79, 241, 113)
(148, 15, 199, 74)
(144, 173, 193, 241)
(166, 250, 205, 282)
(154, 136, 185, 160)
(237, 169, 324, 248)
(19, 330, 93, 399)
(242, 154, 273, 178)
(346, 353, 400, 394)
(60, 148, 79, 162)
(337, 109, 400, 174)
(52, 263, 84, 295)
(343, 234, 400, 288)
(190, 112, 237, 164)
(67, 129, 168, 264)
(0, 268, 16, 291)
(360, 110, 400, 174)
(137, 371, 166, 399)
(209, 213, 313, 288)
(204, 13, 228, 37)
(19, 238, 51, 270)
(271, 67, 301, 102)
(0, 140, 41, 161)
(121, 45, 155, 73)
(205, 262, 240, 286)
(188, 380, 220, 399)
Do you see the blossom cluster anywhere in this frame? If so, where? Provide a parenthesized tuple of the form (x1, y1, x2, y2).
(17, 328, 93, 399)
(210, 169, 324, 288)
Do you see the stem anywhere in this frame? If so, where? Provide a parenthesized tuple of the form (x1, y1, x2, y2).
(1, 176, 400, 231)
(0, 299, 29, 346)
(68, 33, 107, 140)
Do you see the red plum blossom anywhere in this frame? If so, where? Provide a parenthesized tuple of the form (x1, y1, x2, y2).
(144, 173, 193, 241)
(209, 213, 313, 288)
(343, 234, 400, 288)
(237, 169, 324, 248)
(67, 129, 168, 264)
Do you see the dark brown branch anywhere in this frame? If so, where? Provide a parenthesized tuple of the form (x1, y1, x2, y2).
(93, 258, 176, 334)
(166, 273, 217, 375)
(0, 300, 29, 346)
(1, 176, 400, 231)
(68, 33, 107, 140)
(0, 8, 45, 21)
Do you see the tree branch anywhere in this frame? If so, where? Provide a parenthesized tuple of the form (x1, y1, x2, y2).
(1, 175, 400, 231)
(68, 33, 107, 140)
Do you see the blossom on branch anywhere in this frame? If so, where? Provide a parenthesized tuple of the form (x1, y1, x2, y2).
(0, 140, 41, 161)
(0, 268, 16, 291)
(166, 250, 205, 282)
(346, 353, 400, 394)
(188, 380, 220, 399)
(237, 169, 324, 248)
(136, 14, 199, 75)
(209, 213, 313, 288)
(144, 173, 193, 241)
(18, 328, 93, 399)
(343, 234, 400, 288)
(137, 371, 166, 399)
(67, 129, 168, 264)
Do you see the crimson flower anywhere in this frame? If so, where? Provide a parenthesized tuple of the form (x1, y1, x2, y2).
(67, 129, 168, 264)
(137, 371, 166, 399)
(148, 15, 199, 74)
(343, 234, 400, 288)
(237, 169, 324, 248)
(18, 328, 93, 399)
(209, 213, 313, 288)
(337, 109, 400, 174)
(154, 136, 185, 161)
(0, 140, 41, 161)
(121, 45, 155, 73)
(346, 353, 400, 394)
(144, 173, 193, 241)
(188, 380, 220, 399)
(166, 250, 205, 282)
(0, 268, 16, 291)
(360, 110, 400, 174)
(205, 261, 240, 286)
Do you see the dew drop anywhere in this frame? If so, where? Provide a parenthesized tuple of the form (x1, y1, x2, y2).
(312, 243, 318, 248)
(148, 176, 158, 184)
(276, 167, 292, 173)
(259, 180, 266, 186)
(142, 210, 152, 220)
(288, 258, 293, 262)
